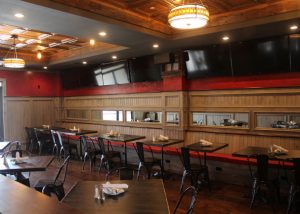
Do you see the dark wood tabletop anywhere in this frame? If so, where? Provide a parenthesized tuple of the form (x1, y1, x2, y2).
(141, 139, 183, 147)
(0, 141, 10, 152)
(0, 155, 54, 174)
(232, 146, 300, 161)
(63, 179, 170, 214)
(60, 129, 98, 136)
(99, 134, 145, 142)
(0, 175, 83, 214)
(187, 142, 229, 153)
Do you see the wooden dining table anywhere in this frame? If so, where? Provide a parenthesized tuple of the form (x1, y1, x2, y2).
(187, 142, 229, 165)
(63, 179, 170, 214)
(99, 134, 145, 165)
(0, 155, 54, 174)
(0, 174, 84, 214)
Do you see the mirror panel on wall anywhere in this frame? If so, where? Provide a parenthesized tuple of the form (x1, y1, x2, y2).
(102, 110, 123, 121)
(192, 112, 249, 128)
(166, 112, 180, 125)
(126, 111, 162, 123)
(66, 109, 89, 120)
(256, 113, 300, 129)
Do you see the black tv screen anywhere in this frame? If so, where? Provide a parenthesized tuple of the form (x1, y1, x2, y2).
(290, 34, 300, 72)
(95, 61, 130, 86)
(129, 55, 162, 82)
(61, 65, 98, 89)
(185, 44, 232, 79)
(231, 36, 290, 76)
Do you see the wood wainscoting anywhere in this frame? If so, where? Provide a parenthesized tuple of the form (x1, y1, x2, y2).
(4, 97, 57, 142)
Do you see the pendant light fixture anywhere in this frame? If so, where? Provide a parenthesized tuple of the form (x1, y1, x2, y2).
(168, 0, 209, 30)
(3, 35, 25, 68)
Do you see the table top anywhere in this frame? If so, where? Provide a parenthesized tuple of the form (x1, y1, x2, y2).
(0, 141, 10, 152)
(0, 175, 83, 214)
(61, 129, 98, 136)
(141, 139, 183, 147)
(99, 134, 145, 142)
(187, 142, 228, 153)
(232, 146, 300, 161)
(0, 155, 54, 174)
(63, 180, 170, 214)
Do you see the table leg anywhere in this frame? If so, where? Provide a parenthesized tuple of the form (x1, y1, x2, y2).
(161, 147, 165, 179)
(124, 142, 127, 165)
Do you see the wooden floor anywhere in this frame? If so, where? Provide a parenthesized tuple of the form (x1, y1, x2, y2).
(27, 159, 295, 214)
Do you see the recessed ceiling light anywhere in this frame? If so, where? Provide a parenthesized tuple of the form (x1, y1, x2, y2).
(82, 61, 87, 65)
(290, 25, 298, 30)
(112, 55, 117, 59)
(43, 66, 48, 70)
(153, 43, 159, 48)
(222, 36, 230, 41)
(99, 31, 107, 37)
(89, 39, 95, 46)
(15, 13, 24, 18)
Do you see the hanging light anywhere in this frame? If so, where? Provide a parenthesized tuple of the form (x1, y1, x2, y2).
(37, 51, 42, 59)
(168, 1, 209, 30)
(3, 35, 25, 68)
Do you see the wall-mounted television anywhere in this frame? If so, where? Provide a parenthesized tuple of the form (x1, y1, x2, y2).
(129, 55, 162, 82)
(231, 36, 290, 76)
(95, 61, 130, 86)
(290, 34, 300, 72)
(185, 44, 232, 79)
(61, 65, 98, 89)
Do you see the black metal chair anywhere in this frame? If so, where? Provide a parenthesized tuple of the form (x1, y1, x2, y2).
(248, 154, 280, 211)
(105, 166, 135, 181)
(287, 158, 300, 214)
(50, 130, 59, 156)
(80, 136, 101, 171)
(25, 127, 37, 153)
(173, 186, 197, 214)
(179, 147, 210, 193)
(134, 142, 162, 179)
(34, 128, 52, 155)
(98, 138, 122, 172)
(35, 155, 71, 201)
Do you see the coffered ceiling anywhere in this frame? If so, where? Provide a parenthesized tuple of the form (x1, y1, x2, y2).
(0, 0, 300, 69)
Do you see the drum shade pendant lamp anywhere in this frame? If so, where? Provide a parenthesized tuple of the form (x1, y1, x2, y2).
(3, 35, 25, 68)
(168, 1, 209, 30)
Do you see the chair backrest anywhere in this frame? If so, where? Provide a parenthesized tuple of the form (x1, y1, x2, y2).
(55, 131, 64, 147)
(81, 136, 98, 153)
(54, 155, 70, 185)
(293, 158, 300, 186)
(173, 186, 197, 214)
(97, 138, 106, 154)
(80, 135, 88, 153)
(181, 147, 191, 171)
(25, 127, 35, 143)
(50, 130, 58, 146)
(250, 154, 269, 181)
(135, 142, 145, 162)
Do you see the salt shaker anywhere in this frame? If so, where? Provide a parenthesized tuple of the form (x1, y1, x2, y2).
(94, 185, 100, 200)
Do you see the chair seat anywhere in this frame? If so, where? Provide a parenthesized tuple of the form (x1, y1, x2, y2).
(35, 179, 63, 190)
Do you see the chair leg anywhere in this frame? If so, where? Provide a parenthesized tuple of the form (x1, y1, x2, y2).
(137, 162, 143, 180)
(287, 185, 296, 214)
(250, 179, 259, 209)
(38, 141, 42, 155)
(54, 186, 65, 201)
(180, 170, 187, 193)
(98, 155, 104, 173)
(82, 152, 88, 171)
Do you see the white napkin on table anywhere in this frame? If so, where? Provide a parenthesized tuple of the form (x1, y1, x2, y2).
(200, 139, 213, 146)
(158, 135, 169, 141)
(272, 144, 288, 153)
(102, 183, 129, 189)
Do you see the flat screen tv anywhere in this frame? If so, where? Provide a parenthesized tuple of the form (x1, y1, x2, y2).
(290, 34, 300, 72)
(185, 44, 232, 79)
(231, 35, 290, 76)
(61, 65, 98, 89)
(95, 61, 130, 86)
(129, 55, 162, 82)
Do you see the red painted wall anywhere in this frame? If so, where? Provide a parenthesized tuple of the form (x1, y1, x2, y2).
(0, 70, 61, 97)
(62, 72, 300, 96)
